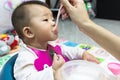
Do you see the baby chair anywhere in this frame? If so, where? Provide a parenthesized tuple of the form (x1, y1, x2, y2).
(0, 53, 18, 80)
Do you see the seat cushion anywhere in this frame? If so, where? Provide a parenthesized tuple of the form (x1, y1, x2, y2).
(0, 53, 18, 80)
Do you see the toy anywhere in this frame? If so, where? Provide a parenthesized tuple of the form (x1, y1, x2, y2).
(79, 44, 92, 50)
(0, 40, 10, 56)
(108, 62, 120, 76)
(0, 34, 19, 56)
(0, 0, 28, 33)
(0, 34, 19, 50)
(85, 2, 96, 18)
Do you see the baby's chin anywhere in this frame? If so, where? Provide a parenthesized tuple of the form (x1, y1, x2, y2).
(54, 34, 58, 40)
(53, 37, 58, 41)
(49, 36, 58, 42)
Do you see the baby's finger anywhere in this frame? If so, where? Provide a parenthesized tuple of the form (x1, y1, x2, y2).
(57, 55, 65, 63)
(53, 53, 58, 61)
(53, 54, 63, 61)
(57, 55, 64, 60)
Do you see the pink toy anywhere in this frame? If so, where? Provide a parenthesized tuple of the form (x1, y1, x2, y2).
(108, 62, 120, 76)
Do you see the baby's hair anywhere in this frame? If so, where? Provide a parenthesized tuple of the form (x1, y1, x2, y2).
(11, 0, 49, 39)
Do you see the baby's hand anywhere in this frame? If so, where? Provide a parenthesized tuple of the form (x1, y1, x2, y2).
(82, 51, 100, 64)
(52, 54, 65, 71)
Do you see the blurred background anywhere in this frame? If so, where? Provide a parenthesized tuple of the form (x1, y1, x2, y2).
(45, 0, 120, 47)
(1, 0, 120, 47)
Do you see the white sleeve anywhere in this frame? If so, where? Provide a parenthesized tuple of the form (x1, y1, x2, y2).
(59, 44, 85, 60)
(14, 50, 54, 80)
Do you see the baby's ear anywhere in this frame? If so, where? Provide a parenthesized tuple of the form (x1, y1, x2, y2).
(23, 26, 34, 38)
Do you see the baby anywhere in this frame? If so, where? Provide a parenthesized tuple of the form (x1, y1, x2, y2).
(12, 1, 99, 80)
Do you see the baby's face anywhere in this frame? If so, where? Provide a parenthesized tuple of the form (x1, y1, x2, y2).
(28, 5, 58, 42)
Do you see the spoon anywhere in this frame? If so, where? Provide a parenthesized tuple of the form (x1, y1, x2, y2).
(55, 5, 63, 27)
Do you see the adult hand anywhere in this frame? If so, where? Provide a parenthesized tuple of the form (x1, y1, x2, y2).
(60, 0, 90, 26)
(61, 0, 120, 61)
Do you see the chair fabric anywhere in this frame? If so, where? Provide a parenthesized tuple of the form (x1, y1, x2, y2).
(0, 53, 18, 80)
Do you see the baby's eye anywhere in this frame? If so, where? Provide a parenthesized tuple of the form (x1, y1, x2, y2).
(43, 19, 48, 21)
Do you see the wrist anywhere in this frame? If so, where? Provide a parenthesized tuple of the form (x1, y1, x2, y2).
(77, 19, 95, 33)
(52, 66, 56, 71)
(77, 19, 92, 27)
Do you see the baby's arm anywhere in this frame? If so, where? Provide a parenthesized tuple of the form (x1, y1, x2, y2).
(60, 44, 99, 63)
(52, 54, 65, 71)
(82, 51, 99, 63)
(52, 53, 65, 79)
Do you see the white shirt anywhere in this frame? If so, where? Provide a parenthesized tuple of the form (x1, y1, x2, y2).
(14, 40, 84, 80)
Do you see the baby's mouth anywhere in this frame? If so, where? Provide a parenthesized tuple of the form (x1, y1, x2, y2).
(52, 26, 58, 35)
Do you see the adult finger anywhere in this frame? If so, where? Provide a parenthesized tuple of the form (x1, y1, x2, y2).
(60, 0, 73, 12)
